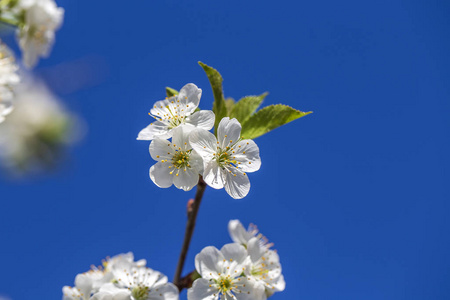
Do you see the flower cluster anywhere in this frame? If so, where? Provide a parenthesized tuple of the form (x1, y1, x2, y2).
(138, 83, 261, 199)
(0, 0, 64, 123)
(0, 0, 64, 68)
(188, 220, 285, 300)
(62, 253, 179, 300)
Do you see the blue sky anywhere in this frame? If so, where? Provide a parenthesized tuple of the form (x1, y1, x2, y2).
(1, 0, 449, 299)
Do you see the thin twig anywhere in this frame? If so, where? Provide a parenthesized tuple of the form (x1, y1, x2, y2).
(173, 176, 207, 289)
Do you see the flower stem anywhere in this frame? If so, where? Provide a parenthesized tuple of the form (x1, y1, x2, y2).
(173, 176, 207, 290)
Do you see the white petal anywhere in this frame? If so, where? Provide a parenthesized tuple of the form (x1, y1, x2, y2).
(150, 99, 172, 117)
(178, 83, 202, 114)
(189, 129, 217, 159)
(137, 121, 171, 140)
(189, 151, 204, 175)
(172, 125, 192, 151)
(220, 243, 248, 265)
(228, 220, 252, 245)
(235, 277, 266, 300)
(233, 140, 261, 172)
(271, 274, 286, 292)
(185, 110, 215, 131)
(148, 282, 179, 300)
(217, 117, 241, 148)
(195, 246, 224, 278)
(74, 273, 95, 297)
(223, 168, 250, 199)
(187, 278, 218, 300)
(247, 237, 264, 263)
(62, 286, 81, 300)
(203, 161, 225, 189)
(149, 138, 175, 161)
(173, 167, 199, 191)
(149, 162, 174, 188)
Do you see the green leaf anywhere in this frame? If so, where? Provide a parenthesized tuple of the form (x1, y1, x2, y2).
(225, 98, 235, 113)
(229, 93, 268, 124)
(241, 104, 312, 139)
(166, 87, 179, 97)
(198, 61, 227, 134)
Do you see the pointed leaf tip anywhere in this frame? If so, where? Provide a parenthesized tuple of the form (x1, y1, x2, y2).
(241, 104, 312, 139)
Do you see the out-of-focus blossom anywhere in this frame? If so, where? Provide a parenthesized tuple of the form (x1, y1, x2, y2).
(0, 78, 80, 175)
(0, 41, 20, 123)
(15, 0, 64, 68)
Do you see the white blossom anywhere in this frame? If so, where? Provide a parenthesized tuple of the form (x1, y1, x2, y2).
(137, 83, 214, 141)
(228, 220, 273, 249)
(190, 117, 261, 199)
(149, 126, 204, 191)
(62, 269, 106, 300)
(62, 253, 178, 300)
(245, 237, 285, 296)
(111, 260, 179, 300)
(91, 283, 131, 300)
(0, 42, 20, 123)
(102, 252, 147, 273)
(15, 0, 64, 68)
(188, 243, 265, 300)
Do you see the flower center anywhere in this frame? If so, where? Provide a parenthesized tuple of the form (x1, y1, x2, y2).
(167, 115, 185, 129)
(172, 150, 191, 169)
(216, 276, 234, 293)
(251, 264, 269, 279)
(215, 148, 237, 168)
(131, 285, 149, 300)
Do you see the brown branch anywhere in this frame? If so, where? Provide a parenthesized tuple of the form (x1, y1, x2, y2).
(173, 176, 207, 289)
(175, 270, 199, 291)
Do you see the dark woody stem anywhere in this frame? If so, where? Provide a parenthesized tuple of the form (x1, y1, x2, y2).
(173, 176, 207, 290)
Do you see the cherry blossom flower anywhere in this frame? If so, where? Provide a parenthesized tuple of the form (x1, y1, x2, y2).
(149, 126, 204, 191)
(91, 283, 131, 300)
(137, 83, 214, 141)
(91, 284, 131, 300)
(111, 261, 179, 300)
(188, 243, 265, 300)
(228, 220, 273, 249)
(15, 0, 64, 68)
(62, 269, 106, 300)
(190, 118, 261, 199)
(245, 237, 285, 296)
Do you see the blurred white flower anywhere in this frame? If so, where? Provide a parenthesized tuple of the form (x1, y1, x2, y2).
(137, 83, 214, 141)
(190, 117, 261, 199)
(188, 243, 265, 300)
(0, 78, 79, 175)
(245, 237, 285, 296)
(0, 42, 20, 123)
(15, 0, 64, 68)
(149, 126, 204, 191)
(228, 220, 273, 249)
